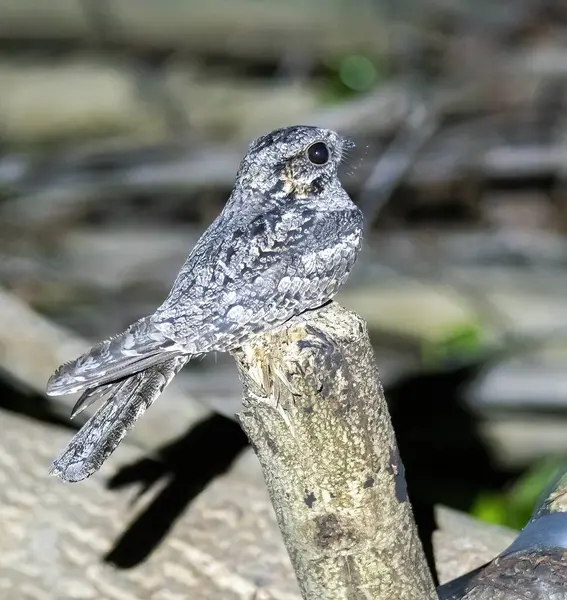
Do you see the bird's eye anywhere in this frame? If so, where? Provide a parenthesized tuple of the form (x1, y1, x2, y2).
(306, 142, 329, 165)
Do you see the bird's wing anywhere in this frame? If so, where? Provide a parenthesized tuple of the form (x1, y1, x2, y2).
(154, 204, 363, 352)
(46, 316, 180, 397)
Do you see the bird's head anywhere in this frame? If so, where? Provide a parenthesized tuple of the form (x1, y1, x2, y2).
(235, 125, 354, 200)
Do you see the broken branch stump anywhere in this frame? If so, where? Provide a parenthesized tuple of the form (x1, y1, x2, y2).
(232, 302, 437, 600)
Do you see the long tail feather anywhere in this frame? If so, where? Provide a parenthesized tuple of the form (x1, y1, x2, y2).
(49, 356, 189, 482)
(70, 381, 118, 419)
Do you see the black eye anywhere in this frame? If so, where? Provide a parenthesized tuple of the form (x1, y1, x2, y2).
(306, 142, 329, 165)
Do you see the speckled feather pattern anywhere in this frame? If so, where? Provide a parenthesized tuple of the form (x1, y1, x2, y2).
(46, 125, 363, 482)
(49, 357, 188, 482)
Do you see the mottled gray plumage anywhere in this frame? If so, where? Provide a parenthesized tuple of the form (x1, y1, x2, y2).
(47, 125, 363, 482)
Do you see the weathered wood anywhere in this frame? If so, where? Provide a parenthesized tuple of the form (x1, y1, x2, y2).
(0, 409, 300, 600)
(433, 506, 517, 585)
(232, 302, 436, 600)
(2, 404, 542, 600)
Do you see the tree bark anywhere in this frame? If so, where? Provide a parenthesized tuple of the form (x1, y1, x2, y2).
(232, 302, 437, 600)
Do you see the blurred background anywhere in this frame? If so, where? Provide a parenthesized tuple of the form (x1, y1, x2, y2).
(2, 0, 567, 595)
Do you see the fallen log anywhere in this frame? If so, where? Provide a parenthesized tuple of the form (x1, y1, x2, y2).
(1, 405, 541, 600)
(0, 409, 300, 600)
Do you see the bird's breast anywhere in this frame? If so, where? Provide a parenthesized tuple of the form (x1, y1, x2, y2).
(300, 226, 361, 274)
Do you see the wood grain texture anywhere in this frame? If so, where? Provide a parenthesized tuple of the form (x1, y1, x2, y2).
(433, 506, 517, 585)
(0, 409, 300, 600)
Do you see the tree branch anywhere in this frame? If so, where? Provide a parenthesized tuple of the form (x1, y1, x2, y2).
(232, 302, 436, 600)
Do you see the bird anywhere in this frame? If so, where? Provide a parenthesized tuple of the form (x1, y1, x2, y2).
(46, 125, 364, 482)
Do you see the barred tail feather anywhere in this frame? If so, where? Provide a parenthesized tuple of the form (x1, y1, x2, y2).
(49, 356, 189, 483)
(46, 316, 178, 397)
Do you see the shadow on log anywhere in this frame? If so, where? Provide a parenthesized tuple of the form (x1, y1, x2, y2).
(103, 413, 249, 569)
(232, 302, 437, 600)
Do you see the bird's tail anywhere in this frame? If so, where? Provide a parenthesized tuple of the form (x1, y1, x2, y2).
(49, 356, 189, 482)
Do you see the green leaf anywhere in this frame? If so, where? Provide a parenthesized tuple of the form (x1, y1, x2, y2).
(338, 55, 379, 92)
(421, 321, 484, 367)
(471, 492, 507, 525)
